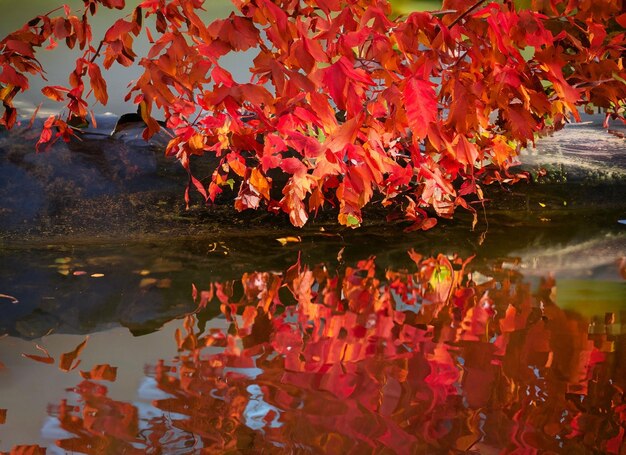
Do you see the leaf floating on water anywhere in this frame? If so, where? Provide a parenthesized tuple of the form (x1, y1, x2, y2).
(538, 202, 546, 207)
(90, 273, 105, 278)
(72, 270, 87, 276)
(22, 343, 54, 365)
(276, 236, 301, 246)
(59, 337, 89, 372)
(79, 364, 118, 382)
(0, 408, 6, 424)
(0, 293, 18, 304)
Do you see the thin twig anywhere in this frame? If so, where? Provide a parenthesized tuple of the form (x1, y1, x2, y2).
(89, 40, 105, 64)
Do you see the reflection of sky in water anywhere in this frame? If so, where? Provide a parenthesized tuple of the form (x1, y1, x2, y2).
(244, 384, 282, 432)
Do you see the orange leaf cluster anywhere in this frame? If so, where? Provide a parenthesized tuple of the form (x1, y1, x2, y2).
(1, 0, 625, 227)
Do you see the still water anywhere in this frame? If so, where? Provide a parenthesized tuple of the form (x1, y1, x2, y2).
(1, 220, 625, 453)
(2, 2, 625, 453)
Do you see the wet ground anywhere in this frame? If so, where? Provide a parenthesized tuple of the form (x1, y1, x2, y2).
(0, 115, 625, 453)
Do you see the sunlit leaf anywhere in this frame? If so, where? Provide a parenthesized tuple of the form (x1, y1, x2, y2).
(276, 236, 301, 246)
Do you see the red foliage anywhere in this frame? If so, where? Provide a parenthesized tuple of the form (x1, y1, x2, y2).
(1, 0, 625, 227)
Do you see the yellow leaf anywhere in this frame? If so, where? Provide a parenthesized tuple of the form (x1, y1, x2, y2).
(276, 236, 301, 246)
(250, 168, 271, 200)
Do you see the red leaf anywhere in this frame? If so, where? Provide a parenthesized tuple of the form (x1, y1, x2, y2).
(404, 76, 437, 140)
(41, 85, 67, 102)
(104, 18, 135, 42)
(190, 174, 208, 202)
(0, 64, 29, 90)
(453, 134, 479, 166)
(503, 105, 537, 143)
(102, 0, 125, 9)
(79, 364, 118, 381)
(36, 115, 56, 151)
(281, 157, 308, 176)
(87, 63, 108, 105)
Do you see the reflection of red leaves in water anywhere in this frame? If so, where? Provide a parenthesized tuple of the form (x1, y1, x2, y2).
(22, 338, 90, 372)
(37, 253, 626, 453)
(59, 337, 89, 372)
(6, 446, 46, 455)
(0, 408, 6, 424)
(79, 364, 117, 382)
(21, 344, 54, 365)
(52, 382, 142, 454)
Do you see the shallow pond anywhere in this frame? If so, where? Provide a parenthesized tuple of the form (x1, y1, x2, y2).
(1, 214, 625, 453)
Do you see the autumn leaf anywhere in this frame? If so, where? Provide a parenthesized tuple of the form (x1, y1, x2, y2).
(1, 0, 625, 230)
(452, 134, 479, 166)
(0, 408, 6, 424)
(87, 63, 108, 105)
(41, 85, 68, 102)
(0, 64, 29, 90)
(404, 76, 437, 141)
(104, 18, 135, 42)
(59, 337, 89, 372)
(249, 168, 271, 200)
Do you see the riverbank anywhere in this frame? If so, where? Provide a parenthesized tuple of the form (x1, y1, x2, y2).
(1, 114, 625, 245)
